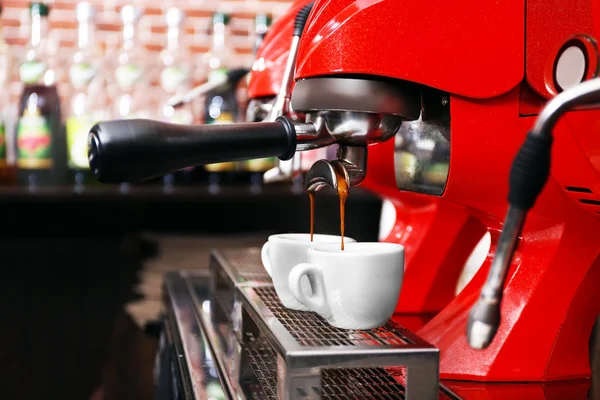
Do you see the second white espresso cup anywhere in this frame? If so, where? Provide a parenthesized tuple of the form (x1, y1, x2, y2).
(261, 233, 356, 311)
(288, 242, 404, 329)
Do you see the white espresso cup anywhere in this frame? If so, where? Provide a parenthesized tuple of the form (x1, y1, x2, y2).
(288, 242, 404, 329)
(261, 233, 356, 311)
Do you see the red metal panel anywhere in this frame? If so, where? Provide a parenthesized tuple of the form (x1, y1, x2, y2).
(296, 0, 524, 98)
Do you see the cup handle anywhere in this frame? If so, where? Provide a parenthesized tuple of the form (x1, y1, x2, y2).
(261, 242, 272, 276)
(288, 263, 331, 318)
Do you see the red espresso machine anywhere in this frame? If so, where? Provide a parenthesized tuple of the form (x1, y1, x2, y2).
(290, 0, 600, 385)
(89, 0, 600, 397)
(248, 0, 486, 318)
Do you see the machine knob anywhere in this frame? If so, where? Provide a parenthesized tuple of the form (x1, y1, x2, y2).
(88, 117, 297, 183)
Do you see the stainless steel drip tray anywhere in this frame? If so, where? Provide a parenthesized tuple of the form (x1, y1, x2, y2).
(189, 248, 457, 399)
(235, 285, 442, 400)
(188, 272, 417, 400)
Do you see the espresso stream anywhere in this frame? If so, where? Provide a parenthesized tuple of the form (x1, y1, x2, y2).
(309, 192, 315, 242)
(309, 170, 349, 250)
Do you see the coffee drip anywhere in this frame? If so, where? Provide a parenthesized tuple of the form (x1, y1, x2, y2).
(309, 192, 315, 242)
(337, 169, 348, 250)
(308, 167, 349, 250)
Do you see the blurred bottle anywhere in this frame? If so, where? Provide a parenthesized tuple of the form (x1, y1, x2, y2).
(244, 13, 274, 189)
(253, 13, 272, 55)
(66, 2, 106, 187)
(159, 8, 193, 124)
(15, 2, 65, 187)
(201, 13, 239, 187)
(114, 5, 150, 120)
(159, 7, 194, 187)
(0, 4, 15, 185)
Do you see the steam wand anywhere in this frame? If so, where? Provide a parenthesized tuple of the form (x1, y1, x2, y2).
(166, 68, 250, 108)
(263, 1, 314, 184)
(467, 78, 600, 350)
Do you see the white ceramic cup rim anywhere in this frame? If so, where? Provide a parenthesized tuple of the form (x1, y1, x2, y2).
(268, 233, 356, 245)
(308, 242, 403, 257)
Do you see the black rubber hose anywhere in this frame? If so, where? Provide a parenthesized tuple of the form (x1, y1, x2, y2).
(294, 2, 315, 37)
(507, 132, 553, 210)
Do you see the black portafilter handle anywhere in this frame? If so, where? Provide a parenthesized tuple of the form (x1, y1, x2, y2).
(88, 116, 297, 183)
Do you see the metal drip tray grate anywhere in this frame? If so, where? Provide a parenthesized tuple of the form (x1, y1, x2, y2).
(254, 286, 410, 347)
(213, 248, 272, 284)
(237, 285, 441, 399)
(200, 248, 452, 399)
(245, 337, 279, 399)
(244, 336, 407, 400)
(321, 368, 406, 399)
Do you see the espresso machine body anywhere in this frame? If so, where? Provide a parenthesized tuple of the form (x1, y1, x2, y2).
(249, 0, 487, 316)
(292, 0, 600, 383)
(88, 0, 600, 393)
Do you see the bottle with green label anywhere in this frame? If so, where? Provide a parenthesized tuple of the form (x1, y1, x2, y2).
(15, 2, 65, 186)
(0, 3, 15, 185)
(159, 8, 195, 186)
(66, 2, 106, 185)
(114, 5, 150, 121)
(201, 13, 240, 185)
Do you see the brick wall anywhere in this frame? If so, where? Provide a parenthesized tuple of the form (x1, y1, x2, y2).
(1, 0, 293, 109)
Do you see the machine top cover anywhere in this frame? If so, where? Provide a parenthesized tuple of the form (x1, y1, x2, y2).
(295, 0, 524, 99)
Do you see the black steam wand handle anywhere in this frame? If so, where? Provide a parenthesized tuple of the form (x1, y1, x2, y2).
(88, 116, 297, 183)
(467, 78, 600, 350)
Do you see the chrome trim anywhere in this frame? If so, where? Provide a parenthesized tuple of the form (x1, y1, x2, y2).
(162, 271, 230, 399)
(394, 116, 450, 196)
(292, 76, 421, 120)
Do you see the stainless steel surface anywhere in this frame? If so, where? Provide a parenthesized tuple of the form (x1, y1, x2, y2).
(533, 77, 600, 137)
(336, 145, 367, 186)
(266, 36, 300, 122)
(238, 284, 441, 400)
(211, 248, 272, 285)
(246, 98, 274, 123)
(297, 110, 403, 190)
(241, 337, 410, 399)
(294, 111, 403, 150)
(162, 271, 229, 399)
(251, 286, 414, 347)
(316, 111, 403, 146)
(293, 117, 335, 151)
(177, 248, 452, 399)
(291, 77, 421, 120)
(467, 207, 525, 349)
(305, 159, 349, 193)
(304, 145, 366, 192)
(305, 158, 350, 194)
(394, 116, 450, 196)
(263, 155, 302, 184)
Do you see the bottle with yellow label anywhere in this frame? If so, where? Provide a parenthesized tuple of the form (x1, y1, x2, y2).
(15, 2, 65, 186)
